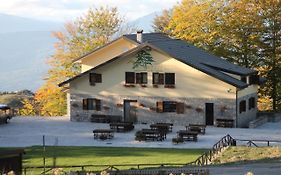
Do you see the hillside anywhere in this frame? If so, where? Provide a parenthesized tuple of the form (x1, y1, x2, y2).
(0, 13, 155, 92)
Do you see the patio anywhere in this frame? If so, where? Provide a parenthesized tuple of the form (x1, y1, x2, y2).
(1, 116, 281, 148)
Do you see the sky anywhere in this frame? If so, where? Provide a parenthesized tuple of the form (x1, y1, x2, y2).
(0, 0, 179, 22)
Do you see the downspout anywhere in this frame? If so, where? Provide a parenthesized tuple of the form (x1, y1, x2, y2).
(236, 89, 238, 128)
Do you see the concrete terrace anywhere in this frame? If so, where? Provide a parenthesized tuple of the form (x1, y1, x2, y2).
(1, 116, 281, 148)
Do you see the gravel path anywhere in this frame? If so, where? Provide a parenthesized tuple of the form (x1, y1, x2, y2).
(1, 116, 281, 148)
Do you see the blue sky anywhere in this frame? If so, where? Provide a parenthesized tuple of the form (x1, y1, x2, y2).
(0, 0, 178, 21)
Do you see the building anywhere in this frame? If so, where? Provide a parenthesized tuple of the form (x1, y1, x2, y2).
(59, 31, 263, 127)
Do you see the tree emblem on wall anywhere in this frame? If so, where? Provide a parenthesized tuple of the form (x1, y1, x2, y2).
(132, 49, 155, 69)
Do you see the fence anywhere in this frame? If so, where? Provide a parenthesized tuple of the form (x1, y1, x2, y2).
(189, 134, 236, 166)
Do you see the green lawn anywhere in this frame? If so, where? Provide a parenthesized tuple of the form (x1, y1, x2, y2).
(7, 146, 205, 174)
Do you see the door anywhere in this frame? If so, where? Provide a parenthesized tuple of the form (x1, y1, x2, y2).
(123, 100, 137, 122)
(205, 103, 214, 125)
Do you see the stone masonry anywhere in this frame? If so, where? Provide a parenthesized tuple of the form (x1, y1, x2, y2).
(70, 93, 236, 126)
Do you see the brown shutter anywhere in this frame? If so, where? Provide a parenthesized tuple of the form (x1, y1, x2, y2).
(159, 73, 164, 84)
(89, 73, 95, 86)
(176, 102, 185, 114)
(126, 72, 135, 84)
(136, 73, 141, 84)
(95, 99, 101, 111)
(156, 101, 163, 113)
(142, 72, 148, 84)
(95, 74, 102, 83)
(82, 99, 88, 110)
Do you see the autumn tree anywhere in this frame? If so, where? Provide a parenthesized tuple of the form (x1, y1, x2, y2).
(156, 0, 281, 111)
(24, 7, 127, 116)
(152, 9, 172, 34)
(258, 0, 281, 111)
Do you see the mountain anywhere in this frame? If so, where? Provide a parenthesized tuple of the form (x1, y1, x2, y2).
(129, 12, 160, 32)
(0, 13, 61, 33)
(0, 13, 61, 92)
(0, 12, 155, 92)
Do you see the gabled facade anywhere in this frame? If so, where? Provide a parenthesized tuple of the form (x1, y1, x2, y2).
(59, 32, 262, 127)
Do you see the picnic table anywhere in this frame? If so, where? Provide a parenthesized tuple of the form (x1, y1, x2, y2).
(93, 129, 114, 140)
(186, 124, 206, 134)
(177, 130, 198, 142)
(110, 122, 134, 132)
(152, 123, 173, 132)
(216, 119, 234, 128)
(150, 124, 170, 135)
(137, 129, 166, 141)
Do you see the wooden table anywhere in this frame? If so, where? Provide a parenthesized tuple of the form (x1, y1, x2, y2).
(150, 124, 170, 135)
(186, 124, 206, 134)
(140, 129, 166, 141)
(93, 129, 114, 140)
(110, 122, 134, 132)
(177, 130, 198, 142)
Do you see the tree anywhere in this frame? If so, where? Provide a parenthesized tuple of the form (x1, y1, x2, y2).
(152, 9, 172, 33)
(258, 0, 281, 111)
(22, 7, 128, 116)
(158, 0, 281, 111)
(132, 50, 155, 69)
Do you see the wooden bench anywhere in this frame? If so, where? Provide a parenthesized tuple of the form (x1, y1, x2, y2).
(177, 130, 198, 142)
(93, 129, 114, 140)
(186, 124, 206, 134)
(156, 123, 173, 132)
(110, 122, 134, 132)
(216, 119, 234, 128)
(150, 124, 170, 136)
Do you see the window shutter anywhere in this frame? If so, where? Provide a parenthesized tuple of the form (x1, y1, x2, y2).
(82, 99, 88, 110)
(89, 73, 95, 86)
(95, 99, 101, 111)
(156, 101, 163, 113)
(159, 73, 164, 84)
(136, 73, 141, 84)
(165, 73, 175, 85)
(176, 102, 185, 114)
(125, 72, 135, 84)
(141, 72, 148, 84)
(95, 74, 102, 83)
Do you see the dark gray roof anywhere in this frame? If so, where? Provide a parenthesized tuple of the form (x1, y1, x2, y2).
(124, 33, 256, 76)
(59, 32, 255, 88)
(59, 42, 248, 88)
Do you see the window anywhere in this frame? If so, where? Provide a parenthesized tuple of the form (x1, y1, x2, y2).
(156, 101, 184, 113)
(249, 97, 255, 110)
(249, 74, 259, 85)
(89, 73, 102, 86)
(165, 73, 175, 85)
(241, 76, 247, 83)
(153, 73, 164, 85)
(239, 100, 246, 113)
(82, 98, 101, 111)
(136, 72, 147, 84)
(125, 72, 135, 84)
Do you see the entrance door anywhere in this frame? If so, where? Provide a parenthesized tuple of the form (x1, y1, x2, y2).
(205, 103, 214, 125)
(123, 100, 137, 122)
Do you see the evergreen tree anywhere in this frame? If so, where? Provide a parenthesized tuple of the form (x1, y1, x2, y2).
(133, 50, 155, 69)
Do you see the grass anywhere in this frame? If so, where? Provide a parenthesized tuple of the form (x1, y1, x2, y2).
(0, 146, 205, 174)
(213, 146, 281, 165)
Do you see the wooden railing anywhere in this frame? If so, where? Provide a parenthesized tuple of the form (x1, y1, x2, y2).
(189, 134, 236, 166)
(235, 139, 281, 147)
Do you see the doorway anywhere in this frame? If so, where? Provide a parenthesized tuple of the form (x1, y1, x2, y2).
(123, 99, 137, 122)
(205, 103, 214, 125)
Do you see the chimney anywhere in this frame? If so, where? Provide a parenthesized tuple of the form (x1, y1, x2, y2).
(136, 30, 143, 43)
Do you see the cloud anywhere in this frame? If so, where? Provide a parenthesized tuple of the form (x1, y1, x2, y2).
(0, 0, 178, 22)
